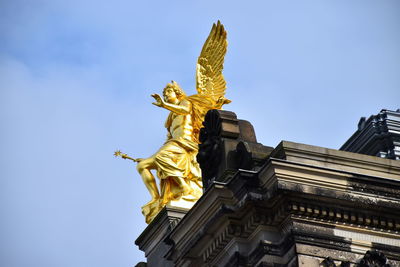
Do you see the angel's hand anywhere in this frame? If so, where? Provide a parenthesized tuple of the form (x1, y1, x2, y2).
(151, 94, 165, 107)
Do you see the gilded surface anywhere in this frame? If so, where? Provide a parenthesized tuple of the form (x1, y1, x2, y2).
(116, 21, 231, 223)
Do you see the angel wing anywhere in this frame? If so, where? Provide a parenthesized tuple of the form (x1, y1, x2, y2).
(188, 21, 229, 143)
(196, 20, 228, 103)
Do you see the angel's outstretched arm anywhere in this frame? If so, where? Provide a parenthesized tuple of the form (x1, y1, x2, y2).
(151, 94, 191, 115)
(163, 100, 191, 115)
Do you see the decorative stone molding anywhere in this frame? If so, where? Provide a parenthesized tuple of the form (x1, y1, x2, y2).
(201, 203, 289, 264)
(288, 201, 400, 232)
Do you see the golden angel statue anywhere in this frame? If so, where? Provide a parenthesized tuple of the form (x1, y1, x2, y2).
(116, 21, 231, 223)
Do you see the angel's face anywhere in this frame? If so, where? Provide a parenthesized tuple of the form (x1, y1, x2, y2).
(163, 87, 179, 104)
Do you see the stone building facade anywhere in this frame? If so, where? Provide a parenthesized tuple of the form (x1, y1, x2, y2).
(136, 109, 400, 267)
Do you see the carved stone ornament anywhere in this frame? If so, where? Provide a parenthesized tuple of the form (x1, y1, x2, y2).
(357, 250, 390, 267)
(197, 109, 224, 185)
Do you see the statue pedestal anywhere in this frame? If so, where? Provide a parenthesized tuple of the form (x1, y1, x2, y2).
(135, 205, 188, 267)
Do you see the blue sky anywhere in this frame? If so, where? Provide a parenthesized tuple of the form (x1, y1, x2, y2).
(1, 0, 399, 266)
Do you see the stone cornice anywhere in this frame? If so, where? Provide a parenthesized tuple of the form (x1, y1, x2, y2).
(271, 141, 400, 179)
(135, 205, 187, 256)
(267, 158, 400, 203)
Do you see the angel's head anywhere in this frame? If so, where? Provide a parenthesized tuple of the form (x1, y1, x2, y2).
(163, 81, 186, 103)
